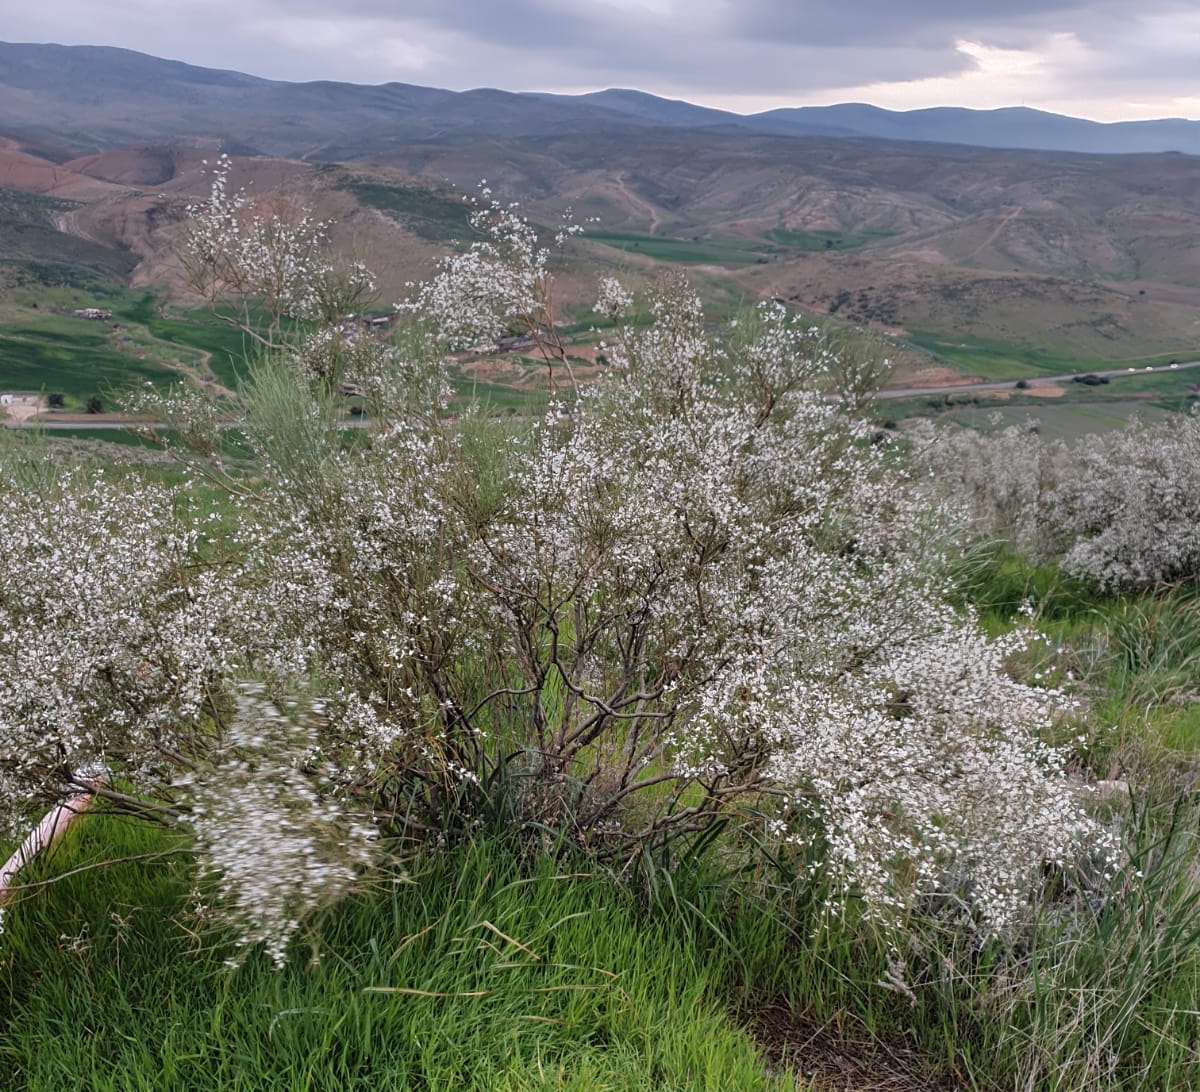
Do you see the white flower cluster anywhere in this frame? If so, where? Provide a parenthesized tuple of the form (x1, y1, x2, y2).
(184, 155, 376, 343)
(401, 195, 557, 350)
(1043, 413, 1200, 591)
(909, 417, 1052, 552)
(915, 412, 1200, 592)
(0, 458, 368, 956)
(181, 686, 374, 968)
(0, 467, 236, 837)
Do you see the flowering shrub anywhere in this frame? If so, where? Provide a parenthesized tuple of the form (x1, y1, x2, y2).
(914, 412, 1200, 593)
(1043, 414, 1200, 591)
(909, 417, 1052, 553)
(181, 686, 374, 967)
(0, 172, 1117, 959)
(183, 155, 376, 357)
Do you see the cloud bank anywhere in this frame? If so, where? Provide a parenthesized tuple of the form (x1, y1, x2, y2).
(2, 0, 1197, 120)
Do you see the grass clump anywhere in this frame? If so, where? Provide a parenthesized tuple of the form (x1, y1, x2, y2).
(1, 823, 791, 1092)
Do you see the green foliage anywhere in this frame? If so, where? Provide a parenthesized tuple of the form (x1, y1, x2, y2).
(998, 798, 1200, 1091)
(239, 353, 343, 499)
(950, 544, 1100, 623)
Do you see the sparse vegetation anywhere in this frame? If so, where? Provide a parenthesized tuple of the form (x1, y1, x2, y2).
(766, 227, 893, 251)
(342, 179, 484, 243)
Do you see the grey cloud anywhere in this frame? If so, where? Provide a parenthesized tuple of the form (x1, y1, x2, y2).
(726, 0, 1174, 48)
(1, 0, 1198, 116)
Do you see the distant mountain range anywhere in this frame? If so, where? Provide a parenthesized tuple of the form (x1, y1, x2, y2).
(1, 41, 1198, 160)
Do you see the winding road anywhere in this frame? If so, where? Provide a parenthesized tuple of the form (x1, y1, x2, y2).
(5, 360, 1198, 430)
(876, 358, 1200, 400)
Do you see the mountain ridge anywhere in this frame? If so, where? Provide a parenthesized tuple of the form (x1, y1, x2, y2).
(1, 41, 1199, 159)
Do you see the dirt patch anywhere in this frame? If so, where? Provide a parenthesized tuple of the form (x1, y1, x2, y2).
(750, 1001, 963, 1092)
(1025, 383, 1066, 398)
(887, 248, 953, 265)
(1, 394, 43, 423)
(0, 146, 125, 201)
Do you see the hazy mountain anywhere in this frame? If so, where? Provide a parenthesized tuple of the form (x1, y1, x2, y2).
(1, 42, 1198, 160)
(0, 42, 643, 159)
(530, 89, 744, 130)
(746, 104, 1200, 155)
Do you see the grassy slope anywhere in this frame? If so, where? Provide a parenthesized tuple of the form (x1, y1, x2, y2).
(0, 187, 135, 283)
(6, 452, 1200, 1088)
(0, 281, 260, 406)
(0, 828, 791, 1092)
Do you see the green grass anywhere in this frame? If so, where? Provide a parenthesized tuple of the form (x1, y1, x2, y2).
(0, 826, 790, 1092)
(907, 330, 1194, 381)
(118, 299, 258, 389)
(941, 401, 1184, 440)
(587, 233, 771, 266)
(38, 426, 173, 447)
(342, 180, 483, 243)
(766, 228, 893, 252)
(0, 325, 176, 406)
(0, 286, 262, 404)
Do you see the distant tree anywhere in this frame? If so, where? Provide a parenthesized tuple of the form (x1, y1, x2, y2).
(85, 395, 103, 414)
(47, 392, 65, 409)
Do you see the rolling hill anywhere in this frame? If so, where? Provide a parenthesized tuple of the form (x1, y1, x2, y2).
(1, 41, 1199, 397)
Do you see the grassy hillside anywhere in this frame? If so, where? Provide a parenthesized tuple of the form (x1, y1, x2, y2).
(1, 130, 1199, 415)
(0, 186, 135, 283)
(0, 283, 259, 407)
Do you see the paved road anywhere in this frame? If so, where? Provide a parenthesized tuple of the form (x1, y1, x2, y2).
(877, 359, 1200, 400)
(4, 420, 150, 430)
(5, 359, 1199, 429)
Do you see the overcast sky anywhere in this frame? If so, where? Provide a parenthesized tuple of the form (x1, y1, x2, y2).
(2, 0, 1198, 121)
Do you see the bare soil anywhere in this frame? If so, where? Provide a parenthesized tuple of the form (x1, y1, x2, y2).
(1, 394, 43, 423)
(750, 1001, 964, 1092)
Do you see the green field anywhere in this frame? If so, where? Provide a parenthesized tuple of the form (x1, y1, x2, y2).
(0, 323, 175, 405)
(587, 232, 772, 265)
(0, 286, 262, 407)
(766, 227, 893, 252)
(942, 400, 1184, 440)
(908, 329, 1196, 381)
(114, 295, 258, 388)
